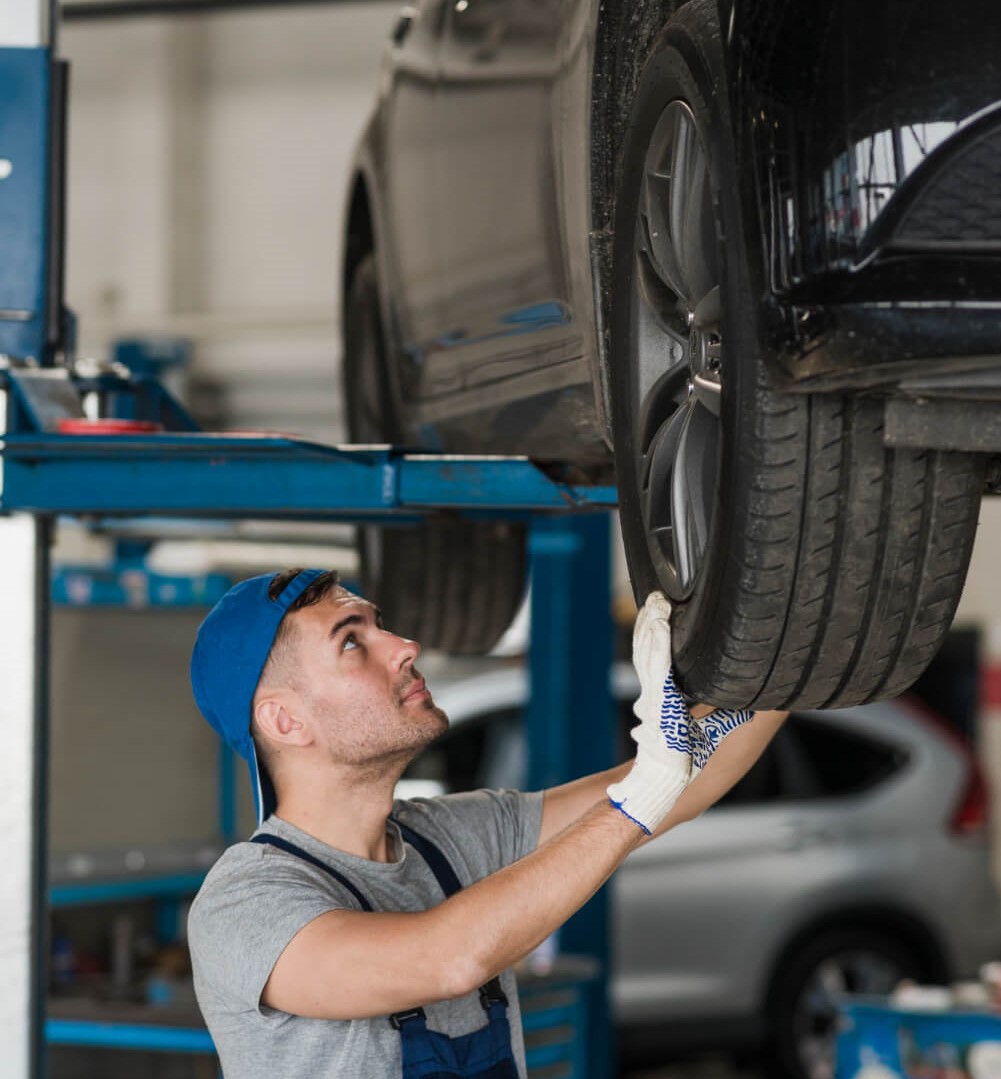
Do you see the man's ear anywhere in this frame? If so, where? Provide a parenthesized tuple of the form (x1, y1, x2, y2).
(253, 695, 311, 748)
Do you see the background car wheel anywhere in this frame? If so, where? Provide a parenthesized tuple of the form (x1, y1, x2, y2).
(767, 926, 936, 1079)
(343, 254, 527, 653)
(610, 0, 985, 709)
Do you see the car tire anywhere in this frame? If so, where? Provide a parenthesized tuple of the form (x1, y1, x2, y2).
(767, 925, 936, 1079)
(342, 254, 527, 653)
(609, 0, 985, 709)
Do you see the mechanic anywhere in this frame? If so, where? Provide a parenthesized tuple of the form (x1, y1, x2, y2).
(186, 568, 788, 1079)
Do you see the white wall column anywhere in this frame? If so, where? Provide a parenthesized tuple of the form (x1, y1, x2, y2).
(0, 1, 54, 1073)
(0, 0, 50, 49)
(0, 513, 51, 1079)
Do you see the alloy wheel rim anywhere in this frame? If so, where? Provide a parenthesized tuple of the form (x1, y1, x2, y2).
(793, 949, 906, 1079)
(630, 99, 723, 601)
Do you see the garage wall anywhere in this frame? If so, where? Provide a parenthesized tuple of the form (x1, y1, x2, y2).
(50, 607, 220, 851)
(62, 2, 395, 440)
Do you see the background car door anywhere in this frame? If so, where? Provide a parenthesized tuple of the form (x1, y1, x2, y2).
(611, 714, 898, 1023)
(427, 0, 575, 398)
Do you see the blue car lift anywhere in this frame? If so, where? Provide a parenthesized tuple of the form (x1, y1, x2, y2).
(0, 7, 619, 1076)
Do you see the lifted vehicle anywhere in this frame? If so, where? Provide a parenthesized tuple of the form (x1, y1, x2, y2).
(342, 0, 1001, 709)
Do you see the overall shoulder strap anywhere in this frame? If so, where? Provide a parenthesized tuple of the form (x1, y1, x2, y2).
(250, 833, 374, 912)
(391, 818, 509, 1011)
(392, 819, 463, 897)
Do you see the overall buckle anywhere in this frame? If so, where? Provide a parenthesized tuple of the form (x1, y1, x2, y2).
(389, 1006, 427, 1030)
(478, 977, 508, 1010)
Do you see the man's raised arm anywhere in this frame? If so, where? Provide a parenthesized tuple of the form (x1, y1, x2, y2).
(539, 592, 787, 846)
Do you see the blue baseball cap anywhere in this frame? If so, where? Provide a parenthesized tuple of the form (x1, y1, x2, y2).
(191, 569, 327, 826)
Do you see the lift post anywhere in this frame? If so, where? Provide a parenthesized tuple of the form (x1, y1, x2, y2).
(528, 514, 617, 1075)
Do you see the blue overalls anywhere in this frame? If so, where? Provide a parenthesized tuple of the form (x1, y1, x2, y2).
(251, 821, 520, 1079)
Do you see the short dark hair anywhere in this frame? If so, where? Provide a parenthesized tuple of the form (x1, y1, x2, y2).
(267, 568, 341, 608)
(263, 568, 342, 676)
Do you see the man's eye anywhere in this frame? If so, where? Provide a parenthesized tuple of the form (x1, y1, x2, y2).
(343, 634, 359, 651)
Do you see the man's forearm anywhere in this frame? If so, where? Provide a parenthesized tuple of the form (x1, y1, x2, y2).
(439, 798, 643, 993)
(540, 708, 788, 845)
(650, 708, 788, 838)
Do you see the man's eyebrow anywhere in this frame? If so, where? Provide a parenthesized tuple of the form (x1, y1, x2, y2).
(328, 607, 383, 639)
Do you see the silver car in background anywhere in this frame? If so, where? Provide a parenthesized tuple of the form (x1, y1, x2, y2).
(402, 663, 1001, 1079)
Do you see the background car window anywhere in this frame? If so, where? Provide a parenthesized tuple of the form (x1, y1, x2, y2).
(715, 714, 904, 807)
(784, 714, 904, 796)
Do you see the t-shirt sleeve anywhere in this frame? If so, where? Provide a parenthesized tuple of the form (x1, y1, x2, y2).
(187, 844, 348, 1016)
(395, 788, 544, 885)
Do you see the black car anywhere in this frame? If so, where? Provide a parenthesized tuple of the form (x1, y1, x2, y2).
(342, 0, 1001, 710)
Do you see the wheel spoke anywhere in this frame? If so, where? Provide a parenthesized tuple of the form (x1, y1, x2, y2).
(642, 171, 689, 302)
(670, 403, 719, 592)
(666, 106, 717, 307)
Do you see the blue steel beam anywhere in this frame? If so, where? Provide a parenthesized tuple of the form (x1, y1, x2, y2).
(45, 1020, 215, 1053)
(0, 434, 617, 517)
(49, 871, 208, 908)
(0, 47, 52, 362)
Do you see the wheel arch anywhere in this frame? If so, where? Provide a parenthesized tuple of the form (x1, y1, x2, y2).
(344, 171, 376, 307)
(761, 902, 951, 1009)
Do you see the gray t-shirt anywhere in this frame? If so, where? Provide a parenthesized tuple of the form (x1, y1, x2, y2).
(188, 789, 544, 1078)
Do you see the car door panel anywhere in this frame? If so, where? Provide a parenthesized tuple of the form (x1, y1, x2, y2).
(612, 802, 876, 1019)
(429, 0, 574, 394)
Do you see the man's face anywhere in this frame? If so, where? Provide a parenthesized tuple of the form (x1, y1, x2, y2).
(284, 587, 448, 768)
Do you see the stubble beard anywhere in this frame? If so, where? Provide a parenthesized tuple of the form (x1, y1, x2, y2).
(326, 691, 449, 777)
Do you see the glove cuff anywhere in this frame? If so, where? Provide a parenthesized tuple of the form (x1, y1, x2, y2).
(606, 753, 689, 835)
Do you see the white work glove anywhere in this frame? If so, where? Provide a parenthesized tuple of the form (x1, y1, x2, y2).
(607, 591, 753, 834)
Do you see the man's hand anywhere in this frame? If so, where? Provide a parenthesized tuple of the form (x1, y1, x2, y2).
(606, 591, 753, 834)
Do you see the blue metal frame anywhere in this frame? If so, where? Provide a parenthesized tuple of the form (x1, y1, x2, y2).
(49, 872, 208, 908)
(0, 367, 616, 518)
(527, 515, 616, 1076)
(2, 433, 616, 517)
(46, 1019, 215, 1053)
(0, 47, 51, 363)
(52, 564, 232, 606)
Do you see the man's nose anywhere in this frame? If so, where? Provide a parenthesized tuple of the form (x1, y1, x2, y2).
(390, 632, 421, 667)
